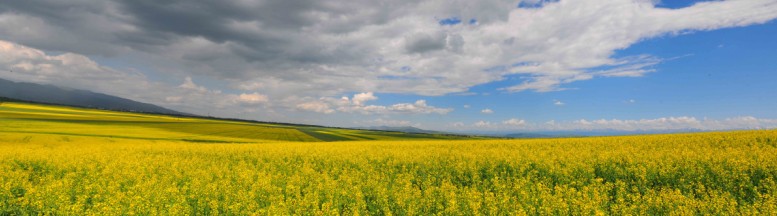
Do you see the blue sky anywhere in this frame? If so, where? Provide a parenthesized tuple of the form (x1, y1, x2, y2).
(309, 13, 777, 131)
(1, 0, 776, 132)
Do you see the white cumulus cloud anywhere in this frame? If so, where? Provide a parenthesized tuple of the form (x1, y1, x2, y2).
(503, 118, 527, 126)
(296, 101, 335, 114)
(236, 93, 269, 105)
(352, 92, 378, 106)
(481, 108, 494, 114)
(474, 120, 493, 128)
(554, 100, 565, 106)
(364, 118, 418, 127)
(450, 116, 777, 132)
(296, 93, 453, 115)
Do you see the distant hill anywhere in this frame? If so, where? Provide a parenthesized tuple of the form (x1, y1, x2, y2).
(0, 78, 187, 115)
(501, 129, 708, 138)
(361, 126, 441, 134)
(1, 101, 482, 142)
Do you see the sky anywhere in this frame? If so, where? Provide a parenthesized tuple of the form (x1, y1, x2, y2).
(1, 0, 777, 133)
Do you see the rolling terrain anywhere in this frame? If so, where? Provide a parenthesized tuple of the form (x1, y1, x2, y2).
(1, 102, 777, 215)
(0, 102, 473, 143)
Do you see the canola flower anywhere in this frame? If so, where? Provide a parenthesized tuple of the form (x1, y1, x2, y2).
(1, 102, 777, 215)
(2, 131, 776, 215)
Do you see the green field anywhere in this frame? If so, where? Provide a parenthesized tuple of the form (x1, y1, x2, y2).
(2, 102, 777, 215)
(0, 102, 473, 143)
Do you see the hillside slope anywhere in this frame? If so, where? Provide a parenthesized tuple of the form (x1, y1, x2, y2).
(0, 102, 476, 142)
(0, 78, 186, 115)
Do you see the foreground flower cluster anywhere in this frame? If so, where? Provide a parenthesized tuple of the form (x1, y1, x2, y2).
(1, 129, 776, 215)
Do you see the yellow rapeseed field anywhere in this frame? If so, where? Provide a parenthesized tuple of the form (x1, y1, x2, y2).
(1, 102, 777, 215)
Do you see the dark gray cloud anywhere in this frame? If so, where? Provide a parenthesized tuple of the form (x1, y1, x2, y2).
(405, 32, 446, 53)
(0, 0, 111, 25)
(1, 0, 382, 62)
(0, 0, 481, 84)
(117, 1, 290, 43)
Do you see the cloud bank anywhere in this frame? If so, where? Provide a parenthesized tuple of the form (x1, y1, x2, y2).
(1, 0, 776, 130)
(2, 0, 776, 98)
(459, 116, 777, 132)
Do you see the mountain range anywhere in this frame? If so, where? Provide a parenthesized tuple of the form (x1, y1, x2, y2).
(0, 78, 186, 115)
